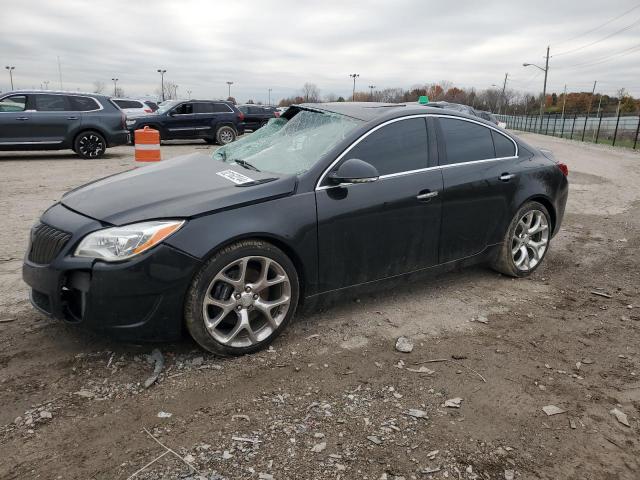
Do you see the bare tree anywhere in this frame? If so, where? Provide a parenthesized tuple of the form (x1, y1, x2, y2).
(114, 86, 125, 97)
(92, 80, 105, 94)
(301, 83, 320, 102)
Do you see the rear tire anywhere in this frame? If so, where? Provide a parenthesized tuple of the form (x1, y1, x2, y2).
(215, 126, 236, 145)
(74, 131, 106, 159)
(185, 240, 299, 356)
(491, 201, 551, 277)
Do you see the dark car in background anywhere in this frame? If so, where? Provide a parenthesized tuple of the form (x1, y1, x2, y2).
(127, 99, 244, 145)
(0, 90, 129, 158)
(238, 104, 277, 131)
(23, 102, 568, 356)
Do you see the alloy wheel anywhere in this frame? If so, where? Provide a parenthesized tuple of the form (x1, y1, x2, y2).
(511, 209, 549, 271)
(78, 134, 105, 157)
(202, 256, 291, 348)
(219, 128, 234, 144)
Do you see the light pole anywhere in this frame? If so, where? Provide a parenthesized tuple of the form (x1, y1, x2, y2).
(497, 72, 509, 115)
(157, 69, 167, 101)
(111, 78, 118, 97)
(187, 89, 192, 99)
(5, 66, 15, 90)
(523, 45, 550, 132)
(349, 73, 359, 101)
(268, 88, 272, 106)
(368, 85, 376, 101)
(226, 81, 234, 99)
(43, 80, 49, 90)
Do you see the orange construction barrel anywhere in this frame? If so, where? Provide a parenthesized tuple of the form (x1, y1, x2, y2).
(134, 126, 161, 162)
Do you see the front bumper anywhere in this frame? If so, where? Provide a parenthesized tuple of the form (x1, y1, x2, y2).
(22, 204, 200, 342)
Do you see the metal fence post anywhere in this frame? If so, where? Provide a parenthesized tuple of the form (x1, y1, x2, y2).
(580, 112, 588, 141)
(545, 113, 550, 135)
(612, 110, 621, 147)
(595, 111, 603, 144)
(552, 114, 557, 136)
(570, 113, 577, 140)
(634, 116, 640, 150)
(560, 114, 566, 138)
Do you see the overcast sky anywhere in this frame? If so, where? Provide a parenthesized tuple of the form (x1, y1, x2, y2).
(2, 0, 639, 102)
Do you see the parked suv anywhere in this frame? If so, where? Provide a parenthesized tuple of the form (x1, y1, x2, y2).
(112, 98, 154, 116)
(0, 90, 130, 158)
(238, 105, 278, 131)
(127, 99, 244, 145)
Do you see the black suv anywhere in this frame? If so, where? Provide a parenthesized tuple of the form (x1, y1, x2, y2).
(0, 90, 130, 158)
(127, 99, 244, 145)
(238, 104, 277, 131)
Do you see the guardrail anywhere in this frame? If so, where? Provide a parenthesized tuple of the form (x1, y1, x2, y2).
(497, 112, 640, 150)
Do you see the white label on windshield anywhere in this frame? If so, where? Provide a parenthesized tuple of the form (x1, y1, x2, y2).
(216, 169, 254, 184)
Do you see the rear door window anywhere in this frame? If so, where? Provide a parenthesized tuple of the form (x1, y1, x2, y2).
(0, 95, 27, 112)
(344, 117, 429, 176)
(33, 94, 68, 111)
(193, 102, 215, 114)
(438, 118, 495, 165)
(68, 96, 100, 111)
(114, 99, 143, 109)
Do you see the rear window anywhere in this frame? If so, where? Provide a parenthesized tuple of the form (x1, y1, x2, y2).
(211, 103, 233, 113)
(113, 99, 143, 109)
(33, 94, 67, 111)
(0, 95, 27, 112)
(193, 102, 214, 113)
(69, 96, 100, 111)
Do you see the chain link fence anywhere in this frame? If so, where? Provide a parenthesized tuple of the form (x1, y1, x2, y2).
(497, 112, 640, 150)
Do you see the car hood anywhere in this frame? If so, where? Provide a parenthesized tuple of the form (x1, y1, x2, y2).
(61, 153, 297, 225)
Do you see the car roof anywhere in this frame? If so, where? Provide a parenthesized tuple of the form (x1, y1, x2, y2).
(4, 89, 109, 99)
(293, 101, 483, 123)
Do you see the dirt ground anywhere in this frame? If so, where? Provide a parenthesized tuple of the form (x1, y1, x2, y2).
(0, 134, 639, 480)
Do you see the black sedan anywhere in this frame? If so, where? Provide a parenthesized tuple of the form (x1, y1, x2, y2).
(23, 102, 568, 355)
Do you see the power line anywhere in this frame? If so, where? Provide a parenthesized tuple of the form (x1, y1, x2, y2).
(553, 3, 640, 47)
(557, 42, 640, 69)
(553, 17, 640, 57)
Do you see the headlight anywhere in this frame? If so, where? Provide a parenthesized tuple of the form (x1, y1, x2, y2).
(74, 220, 185, 262)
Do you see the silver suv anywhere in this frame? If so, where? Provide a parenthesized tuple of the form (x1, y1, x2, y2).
(0, 90, 130, 158)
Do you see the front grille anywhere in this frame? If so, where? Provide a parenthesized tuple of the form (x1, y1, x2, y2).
(28, 223, 71, 265)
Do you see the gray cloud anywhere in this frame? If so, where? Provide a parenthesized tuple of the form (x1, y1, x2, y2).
(1, 0, 638, 101)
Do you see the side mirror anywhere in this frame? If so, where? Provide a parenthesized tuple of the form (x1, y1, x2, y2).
(328, 158, 379, 185)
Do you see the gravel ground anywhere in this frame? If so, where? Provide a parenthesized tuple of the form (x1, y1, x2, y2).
(0, 134, 639, 480)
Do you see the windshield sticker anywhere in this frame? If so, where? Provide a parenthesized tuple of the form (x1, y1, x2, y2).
(216, 169, 254, 185)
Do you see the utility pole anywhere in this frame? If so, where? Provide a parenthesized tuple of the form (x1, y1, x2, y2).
(349, 74, 359, 101)
(111, 78, 118, 97)
(498, 73, 509, 114)
(5, 66, 15, 90)
(523, 45, 550, 133)
(268, 88, 272, 105)
(157, 69, 167, 101)
(226, 81, 233, 99)
(582, 80, 597, 141)
(368, 85, 376, 101)
(57, 56, 63, 89)
(560, 84, 567, 120)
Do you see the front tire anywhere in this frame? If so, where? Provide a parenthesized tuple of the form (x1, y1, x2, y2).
(185, 240, 299, 355)
(215, 126, 236, 145)
(74, 131, 106, 159)
(491, 201, 551, 277)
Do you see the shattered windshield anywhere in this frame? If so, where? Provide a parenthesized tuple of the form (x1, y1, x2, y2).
(213, 109, 362, 175)
(157, 100, 179, 114)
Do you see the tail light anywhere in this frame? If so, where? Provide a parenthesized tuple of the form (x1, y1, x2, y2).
(144, 108, 152, 113)
(274, 112, 280, 118)
(237, 112, 245, 121)
(557, 162, 569, 177)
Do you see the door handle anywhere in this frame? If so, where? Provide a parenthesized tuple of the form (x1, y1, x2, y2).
(499, 173, 515, 181)
(416, 191, 438, 201)
(66, 116, 79, 120)
(15, 116, 29, 121)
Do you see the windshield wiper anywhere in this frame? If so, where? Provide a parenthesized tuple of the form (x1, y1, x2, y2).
(233, 159, 261, 172)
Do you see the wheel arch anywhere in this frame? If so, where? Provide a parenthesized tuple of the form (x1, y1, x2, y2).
(522, 194, 557, 235)
(198, 233, 307, 302)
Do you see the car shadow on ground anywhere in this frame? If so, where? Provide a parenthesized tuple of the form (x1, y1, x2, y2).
(0, 151, 126, 161)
